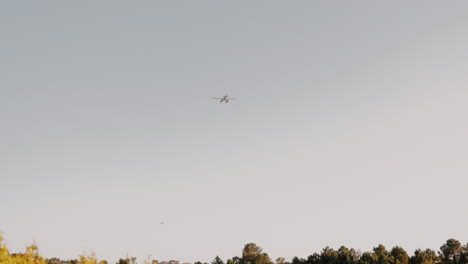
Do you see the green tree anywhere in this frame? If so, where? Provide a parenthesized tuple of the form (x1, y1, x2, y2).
(372, 245, 390, 264)
(227, 257, 241, 264)
(213, 256, 225, 264)
(305, 253, 320, 264)
(440, 239, 463, 264)
(338, 246, 359, 264)
(459, 244, 468, 264)
(242, 243, 273, 264)
(410, 249, 439, 264)
(292, 257, 306, 264)
(320, 247, 338, 264)
(359, 252, 374, 264)
(389, 247, 409, 264)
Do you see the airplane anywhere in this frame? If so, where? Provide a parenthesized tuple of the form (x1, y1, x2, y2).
(212, 94, 236, 103)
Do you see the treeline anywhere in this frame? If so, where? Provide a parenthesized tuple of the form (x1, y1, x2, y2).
(1, 234, 467, 264)
(197, 240, 468, 264)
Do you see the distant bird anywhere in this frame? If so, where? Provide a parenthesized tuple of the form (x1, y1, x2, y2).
(212, 94, 236, 103)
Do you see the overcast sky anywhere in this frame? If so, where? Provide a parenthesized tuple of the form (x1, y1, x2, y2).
(1, 1, 468, 263)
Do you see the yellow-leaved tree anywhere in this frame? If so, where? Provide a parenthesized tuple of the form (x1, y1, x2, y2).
(79, 252, 99, 264)
(0, 234, 100, 264)
(0, 233, 45, 264)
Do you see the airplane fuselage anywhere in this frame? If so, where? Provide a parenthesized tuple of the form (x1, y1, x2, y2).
(213, 94, 235, 103)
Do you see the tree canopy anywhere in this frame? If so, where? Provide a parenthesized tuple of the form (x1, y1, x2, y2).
(1, 234, 467, 264)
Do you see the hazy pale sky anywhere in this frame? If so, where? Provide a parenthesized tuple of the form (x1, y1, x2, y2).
(1, 1, 468, 263)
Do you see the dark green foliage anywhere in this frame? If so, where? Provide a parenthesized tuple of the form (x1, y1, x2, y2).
(338, 246, 359, 264)
(389, 247, 409, 264)
(212, 256, 225, 264)
(320, 247, 338, 264)
(358, 252, 374, 264)
(460, 244, 468, 264)
(440, 239, 463, 264)
(7, 236, 468, 264)
(372, 245, 390, 264)
(410, 249, 439, 264)
(292, 257, 305, 264)
(306, 254, 321, 264)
